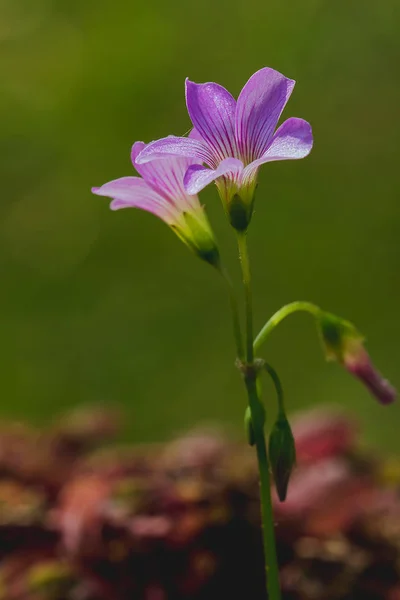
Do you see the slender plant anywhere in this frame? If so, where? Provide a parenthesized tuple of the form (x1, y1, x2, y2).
(93, 67, 396, 600)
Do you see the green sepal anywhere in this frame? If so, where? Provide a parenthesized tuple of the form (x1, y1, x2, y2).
(317, 311, 364, 363)
(173, 209, 221, 268)
(229, 194, 251, 231)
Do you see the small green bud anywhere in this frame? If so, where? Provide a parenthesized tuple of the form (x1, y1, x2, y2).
(268, 415, 296, 502)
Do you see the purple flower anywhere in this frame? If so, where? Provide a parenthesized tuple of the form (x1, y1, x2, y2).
(92, 142, 219, 266)
(136, 67, 313, 230)
(318, 312, 396, 405)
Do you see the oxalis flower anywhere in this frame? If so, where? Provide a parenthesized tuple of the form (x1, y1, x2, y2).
(92, 142, 220, 266)
(136, 67, 313, 231)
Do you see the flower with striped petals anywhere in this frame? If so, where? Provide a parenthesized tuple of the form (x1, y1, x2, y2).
(137, 67, 313, 231)
(92, 142, 219, 266)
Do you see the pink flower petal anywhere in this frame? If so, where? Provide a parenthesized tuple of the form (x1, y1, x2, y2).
(136, 135, 214, 167)
(184, 158, 243, 195)
(242, 117, 313, 181)
(92, 177, 175, 221)
(235, 67, 295, 163)
(185, 79, 237, 163)
(131, 142, 198, 208)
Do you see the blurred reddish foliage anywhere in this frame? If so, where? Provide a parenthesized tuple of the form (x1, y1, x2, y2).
(0, 405, 398, 599)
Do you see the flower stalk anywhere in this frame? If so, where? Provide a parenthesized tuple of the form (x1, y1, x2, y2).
(237, 232, 254, 362)
(263, 362, 285, 416)
(254, 301, 320, 352)
(236, 232, 281, 600)
(254, 302, 396, 406)
(219, 266, 244, 361)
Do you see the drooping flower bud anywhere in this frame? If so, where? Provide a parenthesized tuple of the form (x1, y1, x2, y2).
(318, 312, 396, 405)
(268, 415, 296, 502)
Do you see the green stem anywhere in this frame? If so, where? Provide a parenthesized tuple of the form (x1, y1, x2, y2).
(254, 301, 320, 353)
(245, 376, 282, 600)
(219, 266, 244, 361)
(263, 362, 285, 417)
(236, 232, 281, 600)
(237, 232, 254, 363)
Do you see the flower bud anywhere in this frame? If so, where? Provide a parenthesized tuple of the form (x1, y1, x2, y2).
(318, 312, 396, 405)
(268, 415, 296, 502)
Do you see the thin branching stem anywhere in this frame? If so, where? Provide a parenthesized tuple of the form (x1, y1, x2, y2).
(236, 231, 281, 600)
(254, 301, 320, 353)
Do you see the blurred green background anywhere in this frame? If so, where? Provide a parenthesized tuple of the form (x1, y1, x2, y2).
(0, 0, 399, 449)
